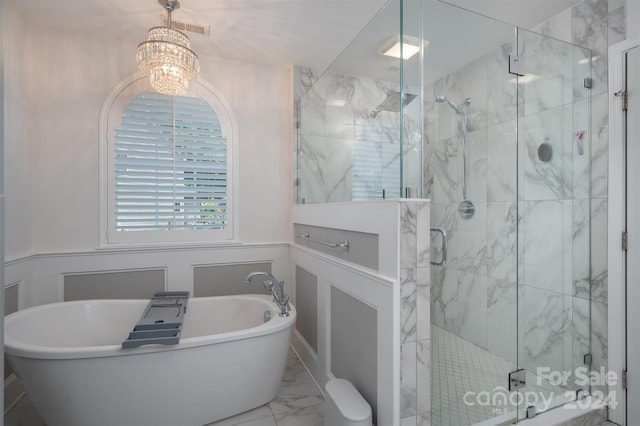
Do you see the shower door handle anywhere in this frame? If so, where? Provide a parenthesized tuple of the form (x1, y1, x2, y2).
(430, 227, 448, 266)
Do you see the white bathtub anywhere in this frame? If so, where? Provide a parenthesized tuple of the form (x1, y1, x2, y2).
(5, 294, 296, 426)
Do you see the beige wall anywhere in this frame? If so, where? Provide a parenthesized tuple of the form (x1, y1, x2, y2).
(4, 4, 32, 260)
(4, 1, 293, 259)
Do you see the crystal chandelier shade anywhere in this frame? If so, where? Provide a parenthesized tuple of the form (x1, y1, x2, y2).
(136, 2, 200, 96)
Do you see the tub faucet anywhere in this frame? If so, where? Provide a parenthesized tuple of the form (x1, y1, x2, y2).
(244, 272, 290, 317)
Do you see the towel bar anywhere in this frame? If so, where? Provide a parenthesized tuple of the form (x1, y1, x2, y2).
(296, 232, 350, 251)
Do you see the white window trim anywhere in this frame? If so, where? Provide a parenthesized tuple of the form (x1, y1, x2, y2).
(99, 74, 240, 248)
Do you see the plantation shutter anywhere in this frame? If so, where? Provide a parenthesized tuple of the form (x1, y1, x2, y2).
(114, 92, 227, 231)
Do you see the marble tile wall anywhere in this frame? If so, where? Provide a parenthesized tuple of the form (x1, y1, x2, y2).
(297, 69, 421, 203)
(400, 200, 431, 425)
(294, 0, 623, 422)
(426, 41, 521, 366)
(515, 35, 592, 393)
(427, 1, 618, 408)
(533, 0, 624, 411)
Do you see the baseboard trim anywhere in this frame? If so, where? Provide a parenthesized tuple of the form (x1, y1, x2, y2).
(291, 331, 331, 398)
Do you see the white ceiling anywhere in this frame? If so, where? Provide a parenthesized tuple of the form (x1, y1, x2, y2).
(11, 0, 584, 74)
(11, 0, 389, 71)
(443, 0, 583, 29)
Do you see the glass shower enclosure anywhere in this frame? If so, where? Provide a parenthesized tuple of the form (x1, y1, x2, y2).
(427, 14, 593, 426)
(296, 0, 422, 203)
(295, 0, 593, 423)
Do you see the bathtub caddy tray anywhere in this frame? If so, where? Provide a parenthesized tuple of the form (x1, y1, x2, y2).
(122, 291, 190, 349)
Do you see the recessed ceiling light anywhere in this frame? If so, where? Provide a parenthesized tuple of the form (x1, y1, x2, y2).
(381, 36, 425, 60)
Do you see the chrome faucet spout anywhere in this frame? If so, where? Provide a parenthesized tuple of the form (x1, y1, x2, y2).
(244, 272, 290, 317)
(244, 271, 277, 285)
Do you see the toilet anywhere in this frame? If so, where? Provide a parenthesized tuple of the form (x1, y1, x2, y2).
(324, 378, 373, 426)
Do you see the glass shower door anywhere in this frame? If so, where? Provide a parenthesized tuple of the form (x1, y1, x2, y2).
(515, 28, 592, 419)
(426, 1, 519, 424)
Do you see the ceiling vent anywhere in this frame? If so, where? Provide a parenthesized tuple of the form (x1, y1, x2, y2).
(163, 16, 210, 36)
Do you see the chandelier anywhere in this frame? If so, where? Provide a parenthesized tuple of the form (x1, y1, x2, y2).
(136, 0, 200, 96)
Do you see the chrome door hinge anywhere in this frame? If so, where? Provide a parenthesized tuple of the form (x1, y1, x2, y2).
(508, 54, 525, 77)
(526, 405, 537, 419)
(623, 369, 628, 389)
(623, 231, 629, 251)
(616, 90, 628, 110)
(509, 369, 526, 391)
(295, 99, 301, 128)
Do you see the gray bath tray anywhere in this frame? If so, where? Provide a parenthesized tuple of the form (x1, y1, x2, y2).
(122, 291, 189, 349)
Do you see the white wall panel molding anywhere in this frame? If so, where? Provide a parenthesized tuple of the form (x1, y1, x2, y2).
(4, 243, 289, 308)
(289, 245, 397, 426)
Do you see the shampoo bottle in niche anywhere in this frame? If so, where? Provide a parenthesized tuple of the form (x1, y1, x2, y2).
(575, 130, 585, 156)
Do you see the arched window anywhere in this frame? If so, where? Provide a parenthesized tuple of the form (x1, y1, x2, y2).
(101, 77, 236, 245)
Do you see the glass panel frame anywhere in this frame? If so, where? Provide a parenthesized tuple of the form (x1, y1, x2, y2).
(424, 2, 520, 424)
(515, 27, 593, 421)
(296, 1, 404, 204)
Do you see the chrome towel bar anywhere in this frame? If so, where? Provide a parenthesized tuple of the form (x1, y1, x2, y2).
(296, 232, 350, 251)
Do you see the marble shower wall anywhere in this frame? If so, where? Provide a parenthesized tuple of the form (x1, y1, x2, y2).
(516, 29, 594, 384)
(297, 68, 421, 203)
(426, 40, 521, 364)
(399, 201, 431, 425)
(532, 0, 624, 403)
(426, 23, 599, 391)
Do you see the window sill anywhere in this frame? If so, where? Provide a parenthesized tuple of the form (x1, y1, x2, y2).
(96, 240, 244, 254)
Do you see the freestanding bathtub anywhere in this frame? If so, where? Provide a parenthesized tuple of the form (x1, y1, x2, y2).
(4, 294, 296, 426)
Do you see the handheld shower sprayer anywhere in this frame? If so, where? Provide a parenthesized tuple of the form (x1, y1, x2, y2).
(435, 96, 471, 116)
(436, 95, 471, 118)
(435, 95, 475, 220)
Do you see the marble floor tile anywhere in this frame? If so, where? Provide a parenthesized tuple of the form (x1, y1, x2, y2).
(274, 403, 324, 426)
(4, 395, 45, 426)
(431, 325, 569, 426)
(206, 405, 275, 426)
(227, 416, 277, 426)
(269, 351, 325, 415)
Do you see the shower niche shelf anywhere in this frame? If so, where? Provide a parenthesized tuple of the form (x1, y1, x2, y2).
(122, 291, 189, 349)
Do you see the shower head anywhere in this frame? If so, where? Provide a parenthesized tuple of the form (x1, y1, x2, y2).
(371, 90, 417, 117)
(435, 95, 470, 116)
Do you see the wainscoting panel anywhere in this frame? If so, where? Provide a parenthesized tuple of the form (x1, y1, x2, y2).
(6, 244, 289, 308)
(330, 285, 378, 422)
(5, 284, 18, 316)
(295, 265, 318, 352)
(193, 262, 271, 297)
(4, 283, 19, 380)
(289, 245, 395, 426)
(64, 268, 165, 301)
